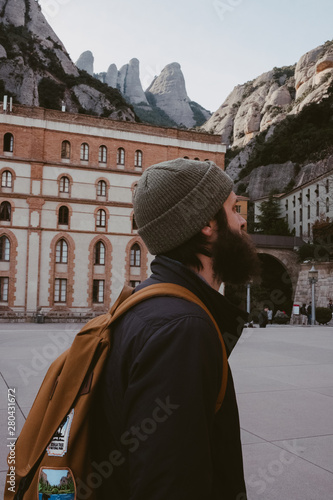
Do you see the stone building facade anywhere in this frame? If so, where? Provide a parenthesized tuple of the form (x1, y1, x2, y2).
(0, 105, 226, 318)
(254, 169, 333, 241)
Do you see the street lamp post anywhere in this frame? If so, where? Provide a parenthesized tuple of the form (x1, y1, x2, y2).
(308, 264, 318, 326)
(246, 283, 251, 314)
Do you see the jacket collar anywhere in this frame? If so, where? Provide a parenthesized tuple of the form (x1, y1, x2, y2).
(148, 256, 248, 356)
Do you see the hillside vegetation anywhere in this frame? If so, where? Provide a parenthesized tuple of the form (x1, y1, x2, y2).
(238, 83, 333, 180)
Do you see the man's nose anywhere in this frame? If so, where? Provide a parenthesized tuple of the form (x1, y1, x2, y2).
(239, 215, 247, 230)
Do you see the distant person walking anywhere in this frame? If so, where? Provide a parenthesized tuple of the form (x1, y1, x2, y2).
(300, 303, 308, 326)
(267, 307, 273, 324)
(259, 306, 269, 328)
(307, 302, 312, 325)
(328, 299, 333, 319)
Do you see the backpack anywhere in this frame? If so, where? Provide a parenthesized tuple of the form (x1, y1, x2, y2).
(4, 283, 228, 500)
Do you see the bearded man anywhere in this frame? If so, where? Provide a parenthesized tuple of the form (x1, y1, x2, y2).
(100, 158, 260, 500)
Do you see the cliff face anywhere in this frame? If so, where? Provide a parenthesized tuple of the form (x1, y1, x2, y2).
(0, 0, 135, 120)
(202, 41, 333, 149)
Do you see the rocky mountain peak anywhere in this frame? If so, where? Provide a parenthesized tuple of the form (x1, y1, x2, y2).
(76, 50, 94, 76)
(83, 54, 211, 128)
(202, 40, 333, 149)
(0, 0, 64, 48)
(117, 57, 149, 106)
(145, 62, 198, 128)
(0, 0, 135, 120)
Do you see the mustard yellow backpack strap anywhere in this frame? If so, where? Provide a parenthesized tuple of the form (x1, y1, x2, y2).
(110, 283, 228, 413)
(109, 284, 134, 315)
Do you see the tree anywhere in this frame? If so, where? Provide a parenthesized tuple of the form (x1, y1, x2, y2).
(256, 194, 292, 236)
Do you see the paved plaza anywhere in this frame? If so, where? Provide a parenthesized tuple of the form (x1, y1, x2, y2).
(1, 322, 333, 499)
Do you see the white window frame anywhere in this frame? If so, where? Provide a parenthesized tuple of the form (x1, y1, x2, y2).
(1, 170, 12, 188)
(0, 276, 9, 301)
(55, 239, 68, 264)
(99, 145, 107, 163)
(54, 278, 67, 303)
(0, 235, 10, 261)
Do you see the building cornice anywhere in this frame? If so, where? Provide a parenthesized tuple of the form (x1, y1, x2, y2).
(0, 110, 226, 154)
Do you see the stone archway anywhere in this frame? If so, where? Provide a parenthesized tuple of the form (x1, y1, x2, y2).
(224, 248, 298, 318)
(256, 248, 300, 301)
(255, 252, 295, 316)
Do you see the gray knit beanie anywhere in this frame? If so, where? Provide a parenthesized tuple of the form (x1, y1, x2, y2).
(133, 158, 233, 255)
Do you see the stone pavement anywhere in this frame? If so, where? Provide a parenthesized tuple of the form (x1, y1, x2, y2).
(1, 322, 333, 499)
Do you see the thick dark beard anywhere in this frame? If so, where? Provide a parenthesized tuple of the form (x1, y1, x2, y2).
(211, 210, 261, 285)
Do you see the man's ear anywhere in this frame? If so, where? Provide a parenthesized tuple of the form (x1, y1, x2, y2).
(201, 221, 215, 237)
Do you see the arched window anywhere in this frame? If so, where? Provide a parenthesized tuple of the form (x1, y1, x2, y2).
(0, 201, 11, 221)
(3, 133, 13, 152)
(96, 209, 106, 227)
(59, 176, 70, 193)
(326, 197, 330, 213)
(130, 243, 141, 267)
(316, 201, 320, 217)
(117, 147, 125, 166)
(61, 140, 71, 159)
(1, 170, 12, 188)
(93, 280, 105, 303)
(54, 278, 67, 303)
(97, 180, 107, 197)
(80, 142, 89, 161)
(194, 157, 200, 161)
(55, 239, 68, 263)
(0, 235, 10, 261)
(0, 277, 9, 302)
(94, 241, 105, 265)
(326, 179, 329, 194)
(99, 145, 107, 163)
(183, 156, 189, 159)
(58, 206, 69, 225)
(134, 150, 143, 168)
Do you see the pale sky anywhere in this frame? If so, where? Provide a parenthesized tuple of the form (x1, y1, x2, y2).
(40, 0, 333, 112)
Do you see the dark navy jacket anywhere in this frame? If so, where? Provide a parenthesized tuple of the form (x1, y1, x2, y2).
(99, 256, 248, 499)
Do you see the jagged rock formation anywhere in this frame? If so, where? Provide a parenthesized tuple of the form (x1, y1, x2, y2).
(235, 161, 296, 200)
(233, 153, 333, 201)
(75, 50, 94, 76)
(145, 62, 208, 128)
(91, 56, 211, 127)
(118, 58, 150, 107)
(202, 68, 296, 147)
(105, 63, 118, 88)
(0, 0, 135, 120)
(203, 41, 333, 148)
